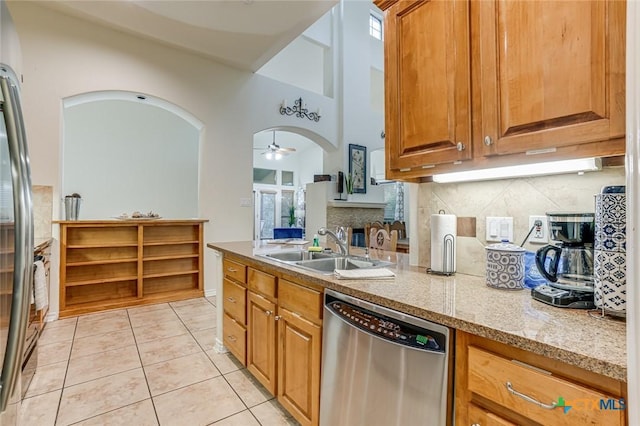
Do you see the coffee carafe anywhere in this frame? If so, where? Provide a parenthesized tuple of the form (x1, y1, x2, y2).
(532, 213, 595, 308)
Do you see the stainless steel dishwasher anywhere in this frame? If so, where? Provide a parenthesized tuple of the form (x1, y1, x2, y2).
(319, 289, 451, 426)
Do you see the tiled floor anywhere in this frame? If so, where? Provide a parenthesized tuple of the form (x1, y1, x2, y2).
(21, 297, 299, 426)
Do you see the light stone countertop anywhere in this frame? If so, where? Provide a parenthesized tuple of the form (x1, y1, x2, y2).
(207, 240, 627, 382)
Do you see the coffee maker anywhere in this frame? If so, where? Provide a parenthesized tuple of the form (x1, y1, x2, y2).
(531, 212, 595, 309)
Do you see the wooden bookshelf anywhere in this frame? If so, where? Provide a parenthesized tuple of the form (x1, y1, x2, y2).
(57, 220, 207, 317)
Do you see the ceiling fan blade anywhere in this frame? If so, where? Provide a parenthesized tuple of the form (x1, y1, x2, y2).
(278, 147, 296, 152)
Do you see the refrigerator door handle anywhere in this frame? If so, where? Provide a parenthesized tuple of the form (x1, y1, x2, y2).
(0, 72, 33, 412)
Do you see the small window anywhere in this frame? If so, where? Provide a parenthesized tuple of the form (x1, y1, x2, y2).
(369, 13, 382, 40)
(282, 171, 294, 186)
(253, 168, 277, 185)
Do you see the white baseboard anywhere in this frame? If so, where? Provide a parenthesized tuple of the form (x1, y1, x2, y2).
(45, 311, 59, 322)
(214, 338, 228, 354)
(205, 288, 217, 298)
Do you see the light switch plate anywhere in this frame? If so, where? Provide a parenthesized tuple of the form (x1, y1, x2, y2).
(486, 217, 514, 242)
(528, 215, 548, 244)
(240, 197, 253, 207)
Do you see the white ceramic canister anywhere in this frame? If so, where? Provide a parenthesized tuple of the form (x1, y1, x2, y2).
(485, 240, 526, 290)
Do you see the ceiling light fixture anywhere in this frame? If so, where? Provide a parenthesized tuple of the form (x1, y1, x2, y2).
(432, 157, 601, 183)
(280, 97, 321, 122)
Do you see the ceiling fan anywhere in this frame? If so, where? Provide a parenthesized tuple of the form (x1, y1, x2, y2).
(255, 131, 296, 160)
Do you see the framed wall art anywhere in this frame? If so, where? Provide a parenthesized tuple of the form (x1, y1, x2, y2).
(348, 144, 367, 194)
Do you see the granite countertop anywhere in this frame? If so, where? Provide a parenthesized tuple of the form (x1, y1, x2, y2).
(207, 241, 627, 382)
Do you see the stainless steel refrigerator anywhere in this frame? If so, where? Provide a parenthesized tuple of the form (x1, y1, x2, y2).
(0, 62, 34, 424)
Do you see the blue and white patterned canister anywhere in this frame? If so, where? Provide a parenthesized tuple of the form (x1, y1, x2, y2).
(594, 249, 627, 314)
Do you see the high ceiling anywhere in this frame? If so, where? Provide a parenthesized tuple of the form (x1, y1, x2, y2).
(39, 0, 338, 71)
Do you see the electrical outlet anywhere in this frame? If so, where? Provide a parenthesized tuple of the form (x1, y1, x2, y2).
(486, 217, 514, 242)
(528, 215, 548, 244)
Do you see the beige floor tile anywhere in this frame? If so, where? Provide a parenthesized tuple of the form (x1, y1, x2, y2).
(43, 316, 77, 330)
(71, 328, 136, 359)
(224, 369, 273, 408)
(144, 352, 220, 396)
(128, 306, 180, 328)
(25, 360, 67, 398)
(39, 322, 76, 345)
(174, 304, 216, 320)
(75, 314, 131, 339)
(206, 296, 217, 306)
(19, 389, 61, 426)
(66, 345, 141, 386)
(72, 399, 158, 426)
(250, 400, 299, 426)
(78, 309, 128, 323)
(191, 327, 217, 351)
(57, 368, 150, 426)
(169, 297, 211, 308)
(153, 377, 245, 426)
(132, 317, 188, 344)
(38, 340, 72, 366)
(212, 410, 260, 425)
(181, 312, 217, 332)
(137, 333, 202, 366)
(127, 302, 170, 316)
(205, 350, 243, 375)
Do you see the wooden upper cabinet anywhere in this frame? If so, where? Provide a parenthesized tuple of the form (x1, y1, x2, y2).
(476, 0, 625, 156)
(385, 0, 472, 170)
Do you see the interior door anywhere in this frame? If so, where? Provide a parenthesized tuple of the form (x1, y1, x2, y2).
(254, 190, 277, 240)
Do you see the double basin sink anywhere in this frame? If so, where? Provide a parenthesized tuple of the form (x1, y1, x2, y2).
(260, 250, 394, 275)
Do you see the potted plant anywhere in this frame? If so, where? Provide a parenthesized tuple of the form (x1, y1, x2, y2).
(288, 205, 296, 227)
(344, 173, 354, 199)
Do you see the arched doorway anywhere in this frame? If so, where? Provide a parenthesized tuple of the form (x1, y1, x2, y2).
(252, 128, 327, 240)
(62, 91, 203, 219)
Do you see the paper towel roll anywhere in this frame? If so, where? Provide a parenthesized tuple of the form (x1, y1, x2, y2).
(431, 213, 457, 274)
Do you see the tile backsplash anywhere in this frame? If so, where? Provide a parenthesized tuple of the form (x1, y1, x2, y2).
(33, 185, 53, 239)
(417, 167, 625, 276)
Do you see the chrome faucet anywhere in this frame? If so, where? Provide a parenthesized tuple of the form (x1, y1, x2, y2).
(318, 226, 349, 256)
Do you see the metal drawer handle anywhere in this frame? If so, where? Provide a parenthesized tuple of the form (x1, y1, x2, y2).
(484, 135, 493, 146)
(227, 335, 237, 342)
(265, 310, 273, 316)
(227, 267, 237, 272)
(275, 315, 281, 321)
(456, 141, 466, 151)
(506, 382, 557, 410)
(226, 297, 236, 303)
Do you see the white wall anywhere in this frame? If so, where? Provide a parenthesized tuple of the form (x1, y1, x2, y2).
(63, 99, 199, 219)
(8, 1, 340, 315)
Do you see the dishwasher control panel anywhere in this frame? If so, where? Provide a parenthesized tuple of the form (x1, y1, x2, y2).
(327, 300, 446, 353)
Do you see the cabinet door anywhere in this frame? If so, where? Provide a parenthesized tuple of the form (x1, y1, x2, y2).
(247, 291, 277, 395)
(468, 404, 516, 426)
(277, 307, 322, 426)
(385, 0, 471, 171)
(477, 0, 625, 156)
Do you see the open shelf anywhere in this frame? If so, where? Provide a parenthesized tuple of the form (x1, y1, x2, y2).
(65, 275, 139, 287)
(59, 220, 206, 316)
(66, 258, 138, 267)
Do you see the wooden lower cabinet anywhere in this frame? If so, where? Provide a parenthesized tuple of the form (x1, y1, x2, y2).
(468, 404, 516, 426)
(247, 290, 277, 395)
(277, 306, 322, 426)
(455, 331, 627, 426)
(222, 313, 246, 365)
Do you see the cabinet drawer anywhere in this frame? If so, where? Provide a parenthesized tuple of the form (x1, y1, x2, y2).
(248, 268, 276, 299)
(223, 259, 246, 284)
(223, 313, 246, 366)
(468, 403, 516, 426)
(223, 278, 246, 324)
(278, 279, 322, 324)
(468, 346, 625, 426)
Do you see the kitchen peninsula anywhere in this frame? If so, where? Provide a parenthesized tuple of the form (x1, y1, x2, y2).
(209, 241, 627, 426)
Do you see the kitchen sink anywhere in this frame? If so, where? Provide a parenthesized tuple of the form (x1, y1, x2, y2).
(260, 250, 394, 275)
(261, 250, 340, 262)
(295, 256, 394, 274)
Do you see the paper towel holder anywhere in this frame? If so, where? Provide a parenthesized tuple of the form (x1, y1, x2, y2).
(427, 232, 456, 276)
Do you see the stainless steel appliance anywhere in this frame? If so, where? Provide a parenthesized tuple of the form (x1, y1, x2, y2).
(319, 289, 451, 426)
(0, 55, 35, 425)
(532, 212, 595, 308)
